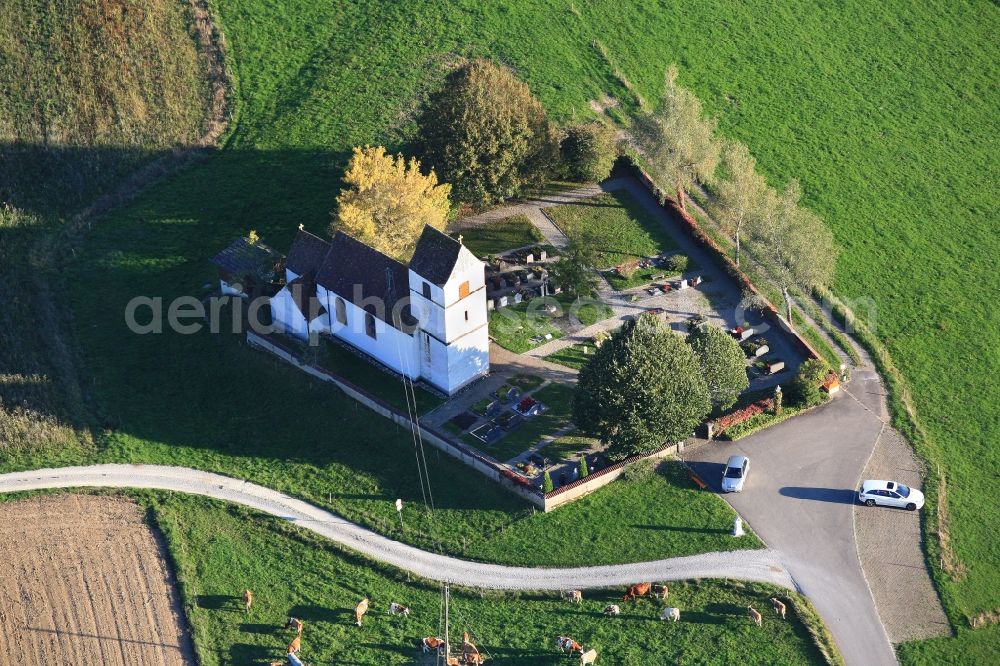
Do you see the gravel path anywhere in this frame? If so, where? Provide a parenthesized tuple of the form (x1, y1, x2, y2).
(855, 428, 951, 642)
(0, 464, 793, 592)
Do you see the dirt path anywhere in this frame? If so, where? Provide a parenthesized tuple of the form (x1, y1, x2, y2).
(0, 494, 195, 665)
(0, 465, 793, 593)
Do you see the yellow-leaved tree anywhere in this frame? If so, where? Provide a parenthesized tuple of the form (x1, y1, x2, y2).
(331, 146, 451, 260)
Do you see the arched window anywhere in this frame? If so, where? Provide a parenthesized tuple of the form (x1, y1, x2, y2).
(364, 306, 377, 339)
(335, 297, 347, 325)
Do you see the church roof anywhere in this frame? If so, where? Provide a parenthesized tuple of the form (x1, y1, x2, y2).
(315, 232, 415, 330)
(285, 228, 330, 278)
(409, 225, 463, 286)
(285, 276, 327, 322)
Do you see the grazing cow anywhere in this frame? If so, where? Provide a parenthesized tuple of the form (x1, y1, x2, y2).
(623, 582, 651, 603)
(286, 617, 304, 634)
(242, 589, 253, 614)
(660, 607, 680, 622)
(602, 604, 620, 616)
(421, 636, 446, 653)
(563, 589, 583, 604)
(556, 636, 583, 655)
(354, 598, 369, 626)
(748, 605, 763, 627)
(769, 597, 787, 620)
(580, 648, 598, 665)
(651, 584, 669, 600)
(463, 632, 484, 665)
(388, 602, 410, 617)
(287, 634, 301, 654)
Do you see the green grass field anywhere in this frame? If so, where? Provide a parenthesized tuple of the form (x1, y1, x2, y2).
(547, 190, 678, 268)
(454, 214, 545, 256)
(149, 492, 821, 665)
(544, 342, 596, 370)
(8, 0, 998, 658)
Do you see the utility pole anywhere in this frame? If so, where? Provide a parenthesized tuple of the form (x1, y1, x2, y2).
(444, 582, 451, 666)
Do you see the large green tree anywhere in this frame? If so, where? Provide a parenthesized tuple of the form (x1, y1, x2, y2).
(686, 324, 749, 409)
(574, 315, 711, 459)
(417, 59, 558, 208)
(560, 122, 618, 182)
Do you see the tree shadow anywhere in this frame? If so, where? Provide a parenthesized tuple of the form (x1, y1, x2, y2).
(778, 487, 857, 504)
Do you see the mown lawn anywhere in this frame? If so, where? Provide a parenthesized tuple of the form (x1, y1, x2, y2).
(544, 342, 596, 370)
(469, 462, 764, 566)
(547, 190, 678, 268)
(39, 0, 999, 657)
(152, 492, 824, 665)
(488, 294, 612, 353)
(454, 214, 545, 256)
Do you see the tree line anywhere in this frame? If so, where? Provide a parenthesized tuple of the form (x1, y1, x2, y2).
(632, 65, 837, 321)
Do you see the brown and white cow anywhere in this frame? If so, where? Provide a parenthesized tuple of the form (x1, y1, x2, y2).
(388, 602, 410, 617)
(651, 584, 669, 600)
(748, 605, 763, 627)
(288, 634, 301, 654)
(421, 636, 446, 653)
(770, 597, 787, 620)
(556, 635, 583, 656)
(354, 598, 369, 626)
(286, 617, 304, 634)
(242, 589, 253, 614)
(602, 604, 620, 616)
(562, 589, 583, 604)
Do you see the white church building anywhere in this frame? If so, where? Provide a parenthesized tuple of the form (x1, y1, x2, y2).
(268, 225, 490, 395)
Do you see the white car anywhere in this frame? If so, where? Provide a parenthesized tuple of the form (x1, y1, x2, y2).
(858, 479, 924, 511)
(721, 455, 749, 493)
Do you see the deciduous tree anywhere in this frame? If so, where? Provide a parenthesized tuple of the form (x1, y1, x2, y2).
(561, 122, 618, 182)
(574, 315, 711, 459)
(418, 59, 558, 208)
(687, 324, 749, 409)
(331, 146, 451, 260)
(712, 140, 769, 266)
(749, 180, 837, 321)
(547, 241, 599, 298)
(632, 65, 720, 211)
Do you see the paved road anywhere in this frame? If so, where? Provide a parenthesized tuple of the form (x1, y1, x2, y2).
(686, 370, 896, 666)
(0, 464, 791, 591)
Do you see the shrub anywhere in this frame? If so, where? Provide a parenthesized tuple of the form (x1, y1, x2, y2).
(789, 358, 830, 407)
(578, 456, 589, 479)
(542, 469, 554, 493)
(666, 253, 689, 274)
(417, 59, 558, 208)
(560, 122, 618, 182)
